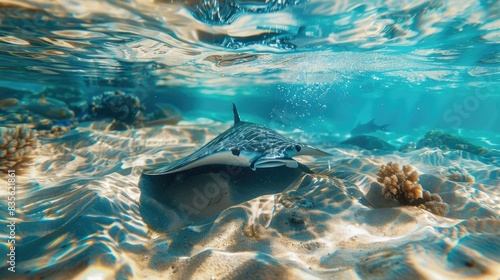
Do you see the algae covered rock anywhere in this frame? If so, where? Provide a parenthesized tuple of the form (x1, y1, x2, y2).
(416, 130, 487, 155)
(398, 142, 416, 153)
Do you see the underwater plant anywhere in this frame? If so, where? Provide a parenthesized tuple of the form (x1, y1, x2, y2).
(0, 126, 38, 170)
(377, 162, 448, 215)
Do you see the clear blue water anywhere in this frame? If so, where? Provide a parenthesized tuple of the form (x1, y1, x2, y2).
(0, 0, 498, 133)
(0, 0, 499, 279)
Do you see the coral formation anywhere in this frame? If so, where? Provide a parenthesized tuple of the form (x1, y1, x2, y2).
(0, 111, 36, 124)
(377, 162, 448, 215)
(443, 166, 475, 183)
(0, 94, 77, 137)
(88, 91, 144, 125)
(0, 110, 73, 132)
(416, 130, 487, 155)
(0, 126, 39, 170)
(86, 91, 182, 130)
(37, 120, 78, 138)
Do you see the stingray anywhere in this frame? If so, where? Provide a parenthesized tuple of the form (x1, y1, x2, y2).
(144, 103, 331, 176)
(139, 104, 331, 231)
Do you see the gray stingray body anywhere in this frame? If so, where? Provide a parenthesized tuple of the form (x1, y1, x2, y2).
(350, 119, 390, 135)
(144, 103, 331, 175)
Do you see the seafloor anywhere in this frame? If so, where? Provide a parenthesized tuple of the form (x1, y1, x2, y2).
(0, 117, 499, 279)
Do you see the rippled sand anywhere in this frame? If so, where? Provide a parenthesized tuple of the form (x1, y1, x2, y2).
(0, 120, 499, 279)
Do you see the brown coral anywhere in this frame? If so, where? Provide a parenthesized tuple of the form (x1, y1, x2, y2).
(0, 126, 39, 171)
(377, 162, 448, 215)
(444, 166, 475, 183)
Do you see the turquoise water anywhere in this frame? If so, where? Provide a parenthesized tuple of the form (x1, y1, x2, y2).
(0, 0, 498, 132)
(0, 0, 499, 279)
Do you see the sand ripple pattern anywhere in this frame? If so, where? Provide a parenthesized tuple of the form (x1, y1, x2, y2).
(0, 122, 498, 279)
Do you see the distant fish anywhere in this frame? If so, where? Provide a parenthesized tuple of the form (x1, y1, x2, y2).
(0, 95, 75, 120)
(341, 135, 396, 151)
(154, 103, 182, 118)
(0, 98, 19, 110)
(350, 119, 390, 135)
(135, 102, 183, 127)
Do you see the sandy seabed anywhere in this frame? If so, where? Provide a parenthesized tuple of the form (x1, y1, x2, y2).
(0, 119, 499, 280)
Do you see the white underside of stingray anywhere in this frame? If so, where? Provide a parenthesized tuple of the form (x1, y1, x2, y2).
(144, 104, 331, 175)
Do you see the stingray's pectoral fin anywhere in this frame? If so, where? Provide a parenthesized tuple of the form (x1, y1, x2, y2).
(250, 157, 298, 170)
(296, 145, 332, 157)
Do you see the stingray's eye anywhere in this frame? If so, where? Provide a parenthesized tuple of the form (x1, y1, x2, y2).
(231, 148, 240, 156)
(295, 145, 302, 152)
